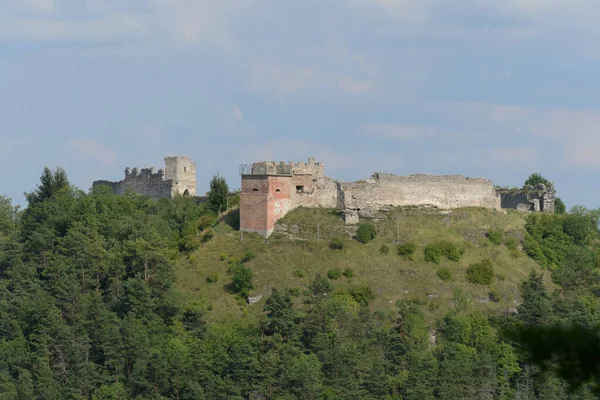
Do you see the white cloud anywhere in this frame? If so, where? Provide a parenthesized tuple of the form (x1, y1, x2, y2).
(248, 62, 315, 98)
(233, 104, 243, 120)
(363, 123, 436, 140)
(67, 138, 116, 167)
(0, 0, 252, 46)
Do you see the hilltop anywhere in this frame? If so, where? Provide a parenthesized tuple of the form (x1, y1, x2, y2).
(176, 206, 550, 325)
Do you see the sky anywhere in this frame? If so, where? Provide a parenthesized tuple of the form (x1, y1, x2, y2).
(1, 0, 600, 209)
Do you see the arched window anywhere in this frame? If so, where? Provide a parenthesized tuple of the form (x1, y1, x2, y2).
(183, 189, 189, 196)
(275, 189, 281, 192)
(252, 188, 259, 192)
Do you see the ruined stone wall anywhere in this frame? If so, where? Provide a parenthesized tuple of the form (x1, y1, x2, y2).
(340, 173, 501, 212)
(93, 167, 174, 200)
(497, 184, 555, 213)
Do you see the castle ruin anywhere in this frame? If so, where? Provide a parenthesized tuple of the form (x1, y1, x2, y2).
(240, 158, 555, 237)
(93, 156, 196, 200)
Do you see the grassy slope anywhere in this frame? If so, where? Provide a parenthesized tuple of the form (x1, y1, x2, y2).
(175, 206, 552, 325)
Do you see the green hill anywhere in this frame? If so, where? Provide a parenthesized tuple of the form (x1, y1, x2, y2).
(176, 206, 551, 325)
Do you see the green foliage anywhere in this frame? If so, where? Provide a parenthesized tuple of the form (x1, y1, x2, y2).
(219, 253, 228, 261)
(424, 241, 463, 264)
(241, 250, 256, 263)
(524, 173, 552, 189)
(437, 267, 451, 281)
(397, 242, 416, 260)
(466, 259, 494, 285)
(554, 197, 567, 214)
(327, 268, 342, 280)
(232, 264, 254, 297)
(379, 244, 390, 255)
(207, 174, 229, 214)
(25, 166, 71, 205)
(487, 229, 503, 245)
(348, 286, 375, 306)
(505, 236, 519, 251)
(356, 221, 377, 243)
(309, 274, 333, 295)
(343, 268, 354, 278)
(206, 272, 219, 283)
(293, 269, 305, 278)
(330, 237, 345, 250)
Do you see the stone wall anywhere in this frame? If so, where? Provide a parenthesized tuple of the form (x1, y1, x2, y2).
(92, 156, 196, 200)
(340, 173, 501, 213)
(497, 184, 555, 213)
(239, 157, 555, 238)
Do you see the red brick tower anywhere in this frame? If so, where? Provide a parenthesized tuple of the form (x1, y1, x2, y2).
(239, 162, 293, 237)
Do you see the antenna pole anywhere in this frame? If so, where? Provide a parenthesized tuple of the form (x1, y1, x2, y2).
(268, 136, 272, 173)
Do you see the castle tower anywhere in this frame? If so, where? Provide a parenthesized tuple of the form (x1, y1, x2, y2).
(240, 161, 294, 237)
(164, 156, 196, 196)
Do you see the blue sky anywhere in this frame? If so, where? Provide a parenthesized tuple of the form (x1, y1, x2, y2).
(1, 0, 600, 208)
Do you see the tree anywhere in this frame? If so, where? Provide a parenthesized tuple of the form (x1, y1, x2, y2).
(523, 173, 552, 189)
(207, 174, 229, 214)
(554, 197, 567, 214)
(25, 166, 70, 205)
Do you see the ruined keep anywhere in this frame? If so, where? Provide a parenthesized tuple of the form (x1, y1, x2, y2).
(93, 156, 196, 200)
(497, 184, 555, 213)
(239, 157, 556, 237)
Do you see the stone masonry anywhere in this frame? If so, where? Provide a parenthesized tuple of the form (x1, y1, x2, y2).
(240, 157, 555, 237)
(93, 156, 196, 200)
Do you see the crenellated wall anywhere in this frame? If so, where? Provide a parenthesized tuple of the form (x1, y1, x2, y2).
(92, 156, 196, 200)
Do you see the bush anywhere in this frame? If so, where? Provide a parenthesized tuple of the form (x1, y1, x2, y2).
(201, 230, 213, 243)
(343, 268, 354, 278)
(505, 236, 518, 251)
(232, 265, 254, 297)
(293, 269, 305, 278)
(466, 259, 494, 285)
(330, 237, 345, 250)
(437, 268, 451, 281)
(356, 221, 377, 244)
(487, 229, 503, 245)
(219, 253, 228, 261)
(397, 243, 416, 260)
(206, 273, 219, 283)
(424, 241, 463, 264)
(424, 245, 441, 264)
(349, 286, 375, 306)
(241, 250, 256, 263)
(328, 268, 342, 280)
(309, 274, 333, 295)
(488, 289, 501, 303)
(380, 244, 390, 255)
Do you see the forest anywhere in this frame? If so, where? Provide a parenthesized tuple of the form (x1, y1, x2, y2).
(1, 167, 600, 399)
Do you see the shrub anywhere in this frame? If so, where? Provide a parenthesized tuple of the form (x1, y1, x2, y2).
(397, 243, 416, 260)
(424, 245, 441, 264)
(488, 289, 501, 303)
(206, 273, 219, 283)
(219, 253, 228, 261)
(328, 268, 342, 280)
(287, 287, 301, 297)
(349, 286, 375, 306)
(437, 268, 451, 281)
(330, 237, 345, 250)
(241, 250, 256, 263)
(380, 244, 390, 255)
(201, 230, 214, 243)
(496, 272, 506, 281)
(487, 229, 503, 245)
(505, 236, 518, 251)
(293, 269, 305, 278)
(197, 214, 215, 231)
(228, 256, 238, 265)
(356, 221, 377, 243)
(309, 274, 333, 295)
(343, 268, 354, 278)
(466, 259, 494, 285)
(232, 265, 254, 297)
(424, 241, 463, 263)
